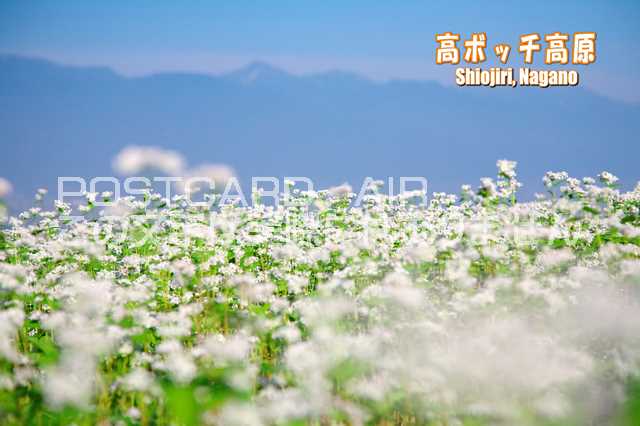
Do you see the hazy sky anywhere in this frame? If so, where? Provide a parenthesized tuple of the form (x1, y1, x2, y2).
(1, 1, 639, 102)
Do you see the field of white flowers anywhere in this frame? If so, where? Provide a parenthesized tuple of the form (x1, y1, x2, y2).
(1, 157, 640, 425)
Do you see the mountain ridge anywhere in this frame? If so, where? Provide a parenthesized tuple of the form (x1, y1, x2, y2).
(0, 54, 638, 208)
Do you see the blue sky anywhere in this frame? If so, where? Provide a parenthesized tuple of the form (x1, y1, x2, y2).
(1, 0, 639, 102)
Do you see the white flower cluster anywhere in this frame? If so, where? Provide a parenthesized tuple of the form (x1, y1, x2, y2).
(0, 159, 639, 425)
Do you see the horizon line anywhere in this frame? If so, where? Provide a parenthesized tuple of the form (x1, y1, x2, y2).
(0, 51, 445, 85)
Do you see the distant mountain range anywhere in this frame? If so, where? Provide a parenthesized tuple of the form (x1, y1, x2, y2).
(0, 54, 638, 208)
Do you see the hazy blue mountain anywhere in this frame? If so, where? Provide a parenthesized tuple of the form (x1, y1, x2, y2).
(1, 54, 638, 209)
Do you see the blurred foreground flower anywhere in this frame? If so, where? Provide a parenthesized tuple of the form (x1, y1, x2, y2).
(0, 177, 12, 198)
(112, 145, 186, 175)
(177, 163, 236, 194)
